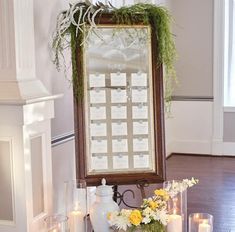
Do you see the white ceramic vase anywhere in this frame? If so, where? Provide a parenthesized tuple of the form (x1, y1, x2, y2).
(90, 179, 119, 232)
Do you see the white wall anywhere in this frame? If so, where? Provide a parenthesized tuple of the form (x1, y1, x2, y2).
(164, 0, 215, 156)
(33, 0, 74, 138)
(33, 0, 76, 215)
(171, 0, 213, 97)
(51, 140, 75, 214)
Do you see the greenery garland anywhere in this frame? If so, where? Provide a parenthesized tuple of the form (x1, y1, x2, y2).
(52, 1, 176, 105)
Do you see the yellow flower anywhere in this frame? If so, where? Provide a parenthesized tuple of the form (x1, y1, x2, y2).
(107, 212, 111, 220)
(129, 210, 142, 226)
(154, 189, 169, 201)
(148, 200, 158, 210)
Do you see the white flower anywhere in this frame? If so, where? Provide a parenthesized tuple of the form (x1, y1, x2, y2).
(142, 216, 151, 224)
(165, 177, 198, 198)
(108, 209, 132, 231)
(153, 210, 169, 226)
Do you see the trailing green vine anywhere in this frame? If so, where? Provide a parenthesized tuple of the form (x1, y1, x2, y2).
(52, 1, 176, 105)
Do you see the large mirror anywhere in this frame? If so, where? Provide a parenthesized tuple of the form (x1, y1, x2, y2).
(74, 14, 166, 186)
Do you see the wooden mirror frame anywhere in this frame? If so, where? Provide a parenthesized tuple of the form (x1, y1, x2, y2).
(74, 13, 166, 186)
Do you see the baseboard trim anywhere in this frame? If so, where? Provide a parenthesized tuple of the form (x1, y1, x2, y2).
(168, 140, 212, 154)
(223, 142, 235, 156)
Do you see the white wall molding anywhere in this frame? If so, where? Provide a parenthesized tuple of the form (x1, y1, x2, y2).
(51, 131, 74, 147)
(212, 0, 225, 155)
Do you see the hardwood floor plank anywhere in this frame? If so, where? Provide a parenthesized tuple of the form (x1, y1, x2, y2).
(166, 154, 235, 232)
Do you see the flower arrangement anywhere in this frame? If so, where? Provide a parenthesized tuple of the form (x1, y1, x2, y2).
(107, 178, 198, 232)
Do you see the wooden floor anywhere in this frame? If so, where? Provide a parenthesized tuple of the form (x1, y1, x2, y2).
(166, 154, 235, 232)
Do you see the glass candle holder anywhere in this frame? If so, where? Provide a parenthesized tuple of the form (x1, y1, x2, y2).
(189, 213, 213, 232)
(44, 214, 69, 232)
(64, 179, 87, 232)
(163, 180, 187, 232)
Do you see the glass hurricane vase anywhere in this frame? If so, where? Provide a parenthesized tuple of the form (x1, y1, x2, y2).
(64, 179, 88, 232)
(163, 180, 187, 232)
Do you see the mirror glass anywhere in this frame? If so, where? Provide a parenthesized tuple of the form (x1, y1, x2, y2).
(83, 26, 156, 175)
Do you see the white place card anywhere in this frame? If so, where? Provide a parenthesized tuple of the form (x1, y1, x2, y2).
(132, 89, 147, 102)
(90, 123, 107, 136)
(111, 89, 127, 103)
(90, 107, 106, 120)
(111, 106, 127, 119)
(132, 105, 148, 119)
(112, 122, 127, 136)
(91, 139, 107, 153)
(134, 154, 149, 168)
(89, 74, 105, 87)
(133, 138, 148, 151)
(111, 73, 126, 86)
(131, 73, 147, 86)
(113, 155, 129, 169)
(133, 121, 148, 135)
(112, 139, 128, 152)
(91, 155, 108, 170)
(90, 89, 106, 103)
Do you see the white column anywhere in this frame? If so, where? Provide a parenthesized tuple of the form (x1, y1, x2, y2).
(0, 0, 50, 102)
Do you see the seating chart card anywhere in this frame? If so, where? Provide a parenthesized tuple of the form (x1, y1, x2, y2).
(113, 155, 129, 169)
(89, 74, 105, 87)
(134, 154, 149, 168)
(112, 122, 127, 136)
(90, 89, 106, 103)
(132, 88, 147, 102)
(133, 121, 148, 135)
(111, 105, 127, 119)
(131, 73, 147, 86)
(133, 138, 149, 151)
(90, 123, 107, 136)
(111, 89, 127, 103)
(132, 105, 148, 119)
(91, 155, 108, 170)
(111, 73, 126, 86)
(90, 107, 106, 120)
(112, 139, 128, 152)
(91, 139, 107, 153)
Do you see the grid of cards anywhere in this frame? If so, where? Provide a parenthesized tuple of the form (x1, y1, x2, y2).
(87, 72, 153, 172)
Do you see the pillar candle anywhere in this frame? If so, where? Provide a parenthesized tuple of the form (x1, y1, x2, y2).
(198, 221, 211, 232)
(48, 228, 58, 232)
(167, 214, 183, 232)
(68, 210, 85, 232)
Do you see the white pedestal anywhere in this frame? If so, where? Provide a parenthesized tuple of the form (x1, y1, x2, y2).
(0, 97, 61, 232)
(0, 0, 62, 231)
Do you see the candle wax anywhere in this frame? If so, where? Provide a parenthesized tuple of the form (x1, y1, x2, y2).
(167, 214, 183, 232)
(69, 210, 85, 232)
(48, 228, 58, 232)
(198, 222, 211, 232)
